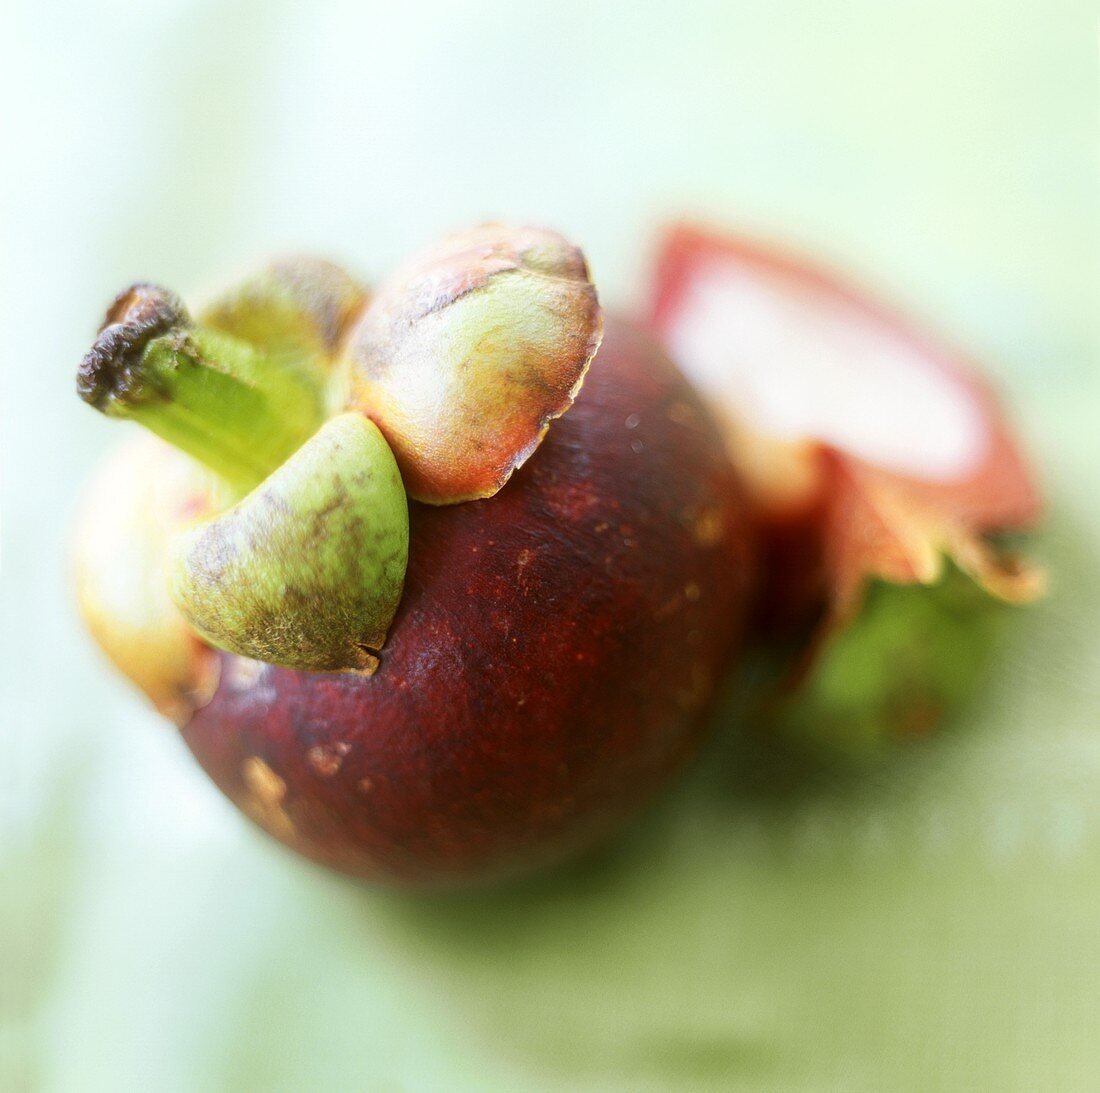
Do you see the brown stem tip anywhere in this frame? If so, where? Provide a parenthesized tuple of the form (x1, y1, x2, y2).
(77, 283, 188, 410)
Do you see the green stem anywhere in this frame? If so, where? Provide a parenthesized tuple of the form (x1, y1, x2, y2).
(77, 284, 326, 494)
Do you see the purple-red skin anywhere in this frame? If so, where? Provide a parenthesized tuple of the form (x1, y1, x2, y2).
(182, 318, 755, 887)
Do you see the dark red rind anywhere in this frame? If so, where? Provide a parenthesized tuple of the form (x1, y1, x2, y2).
(181, 318, 756, 887)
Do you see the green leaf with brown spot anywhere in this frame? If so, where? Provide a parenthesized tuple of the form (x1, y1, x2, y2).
(169, 413, 409, 673)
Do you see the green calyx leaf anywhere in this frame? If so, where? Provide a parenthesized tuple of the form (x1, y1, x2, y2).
(776, 562, 1008, 755)
(200, 256, 367, 416)
(169, 412, 409, 673)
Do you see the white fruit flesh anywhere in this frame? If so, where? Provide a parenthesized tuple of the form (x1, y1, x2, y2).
(663, 258, 988, 484)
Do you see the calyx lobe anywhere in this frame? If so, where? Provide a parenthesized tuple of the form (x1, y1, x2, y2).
(169, 413, 409, 673)
(346, 223, 604, 504)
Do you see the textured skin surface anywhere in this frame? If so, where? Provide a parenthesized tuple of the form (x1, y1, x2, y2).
(182, 318, 755, 886)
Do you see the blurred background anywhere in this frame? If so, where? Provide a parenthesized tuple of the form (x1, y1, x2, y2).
(2, 1, 1097, 1089)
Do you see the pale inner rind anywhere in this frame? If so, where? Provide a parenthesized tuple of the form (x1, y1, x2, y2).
(666, 260, 989, 482)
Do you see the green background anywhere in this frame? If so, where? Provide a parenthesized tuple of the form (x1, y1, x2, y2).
(3, 1, 1097, 1089)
